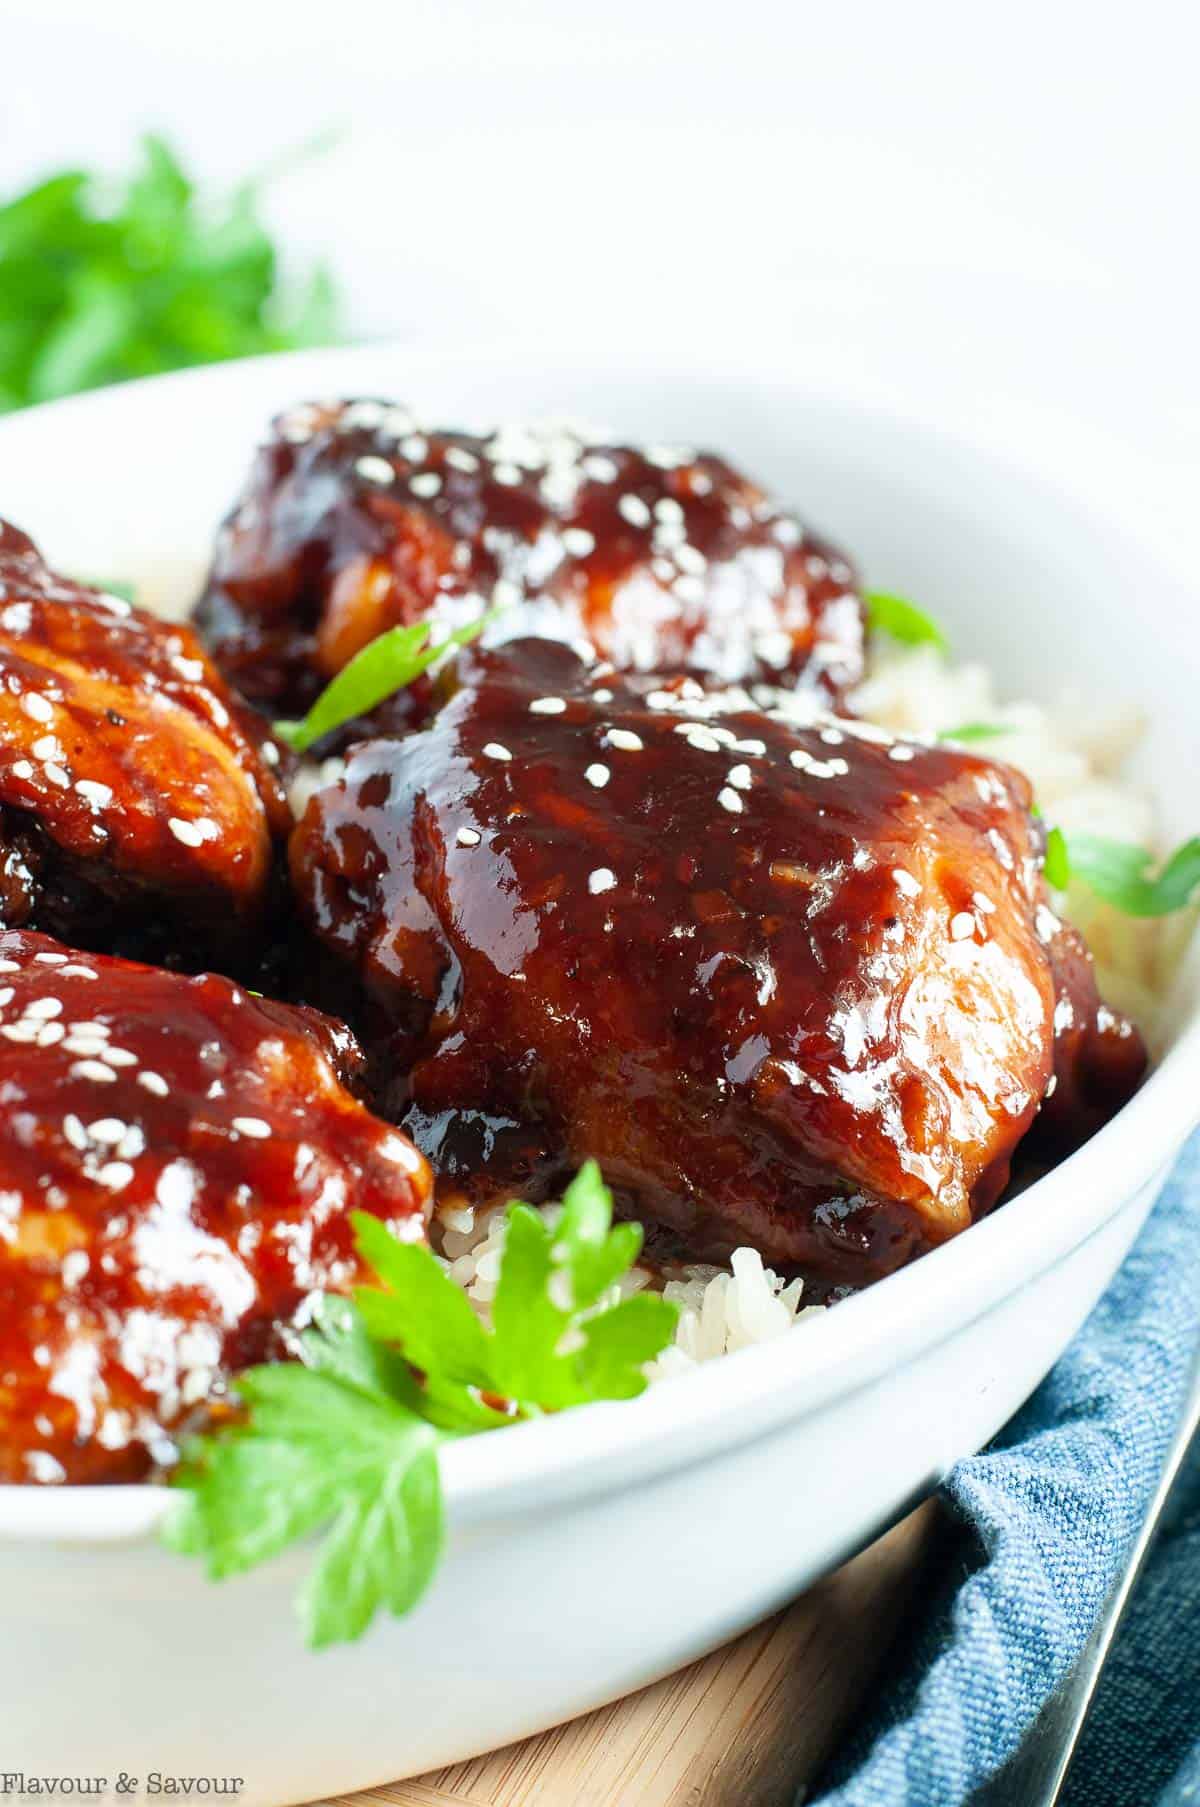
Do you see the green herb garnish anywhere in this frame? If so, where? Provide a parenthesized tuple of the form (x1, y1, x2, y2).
(937, 721, 1010, 743)
(1043, 825, 1071, 892)
(0, 134, 337, 412)
(1063, 833, 1200, 918)
(864, 590, 948, 652)
(163, 1162, 677, 1647)
(273, 614, 496, 755)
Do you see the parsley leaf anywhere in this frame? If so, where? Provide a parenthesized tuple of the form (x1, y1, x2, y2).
(273, 613, 496, 755)
(864, 590, 948, 652)
(164, 1163, 679, 1647)
(0, 135, 338, 414)
(1065, 833, 1200, 918)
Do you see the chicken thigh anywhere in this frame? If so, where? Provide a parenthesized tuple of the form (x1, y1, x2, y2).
(0, 929, 431, 1483)
(0, 520, 289, 970)
(195, 400, 865, 747)
(290, 638, 1145, 1293)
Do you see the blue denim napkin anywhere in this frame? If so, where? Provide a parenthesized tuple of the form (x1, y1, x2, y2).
(808, 1130, 1200, 1807)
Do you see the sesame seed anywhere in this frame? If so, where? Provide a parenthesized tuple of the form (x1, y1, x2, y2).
(0, 986, 11, 1005)
(96, 1161, 135, 1190)
(232, 1116, 271, 1138)
(400, 434, 428, 462)
(888, 744, 916, 762)
(654, 497, 685, 524)
(25, 997, 63, 1019)
(11, 761, 33, 780)
(950, 912, 976, 941)
(789, 748, 850, 779)
(0, 1023, 38, 1042)
(584, 763, 610, 789)
(172, 655, 205, 682)
(492, 578, 521, 609)
(31, 735, 59, 760)
(261, 741, 281, 767)
(717, 787, 744, 814)
(733, 738, 767, 757)
(63, 1114, 88, 1151)
(456, 827, 481, 847)
(0, 960, 19, 974)
(70, 1060, 117, 1084)
(588, 867, 617, 895)
(62, 1250, 89, 1287)
(492, 462, 522, 486)
(34, 952, 67, 966)
(36, 1023, 64, 1047)
(21, 694, 53, 723)
(355, 455, 395, 485)
(727, 764, 752, 791)
(44, 764, 70, 788)
(604, 729, 643, 752)
(617, 494, 651, 528)
(482, 742, 512, 762)
(892, 868, 921, 898)
(168, 817, 204, 848)
(583, 454, 619, 482)
(673, 575, 705, 606)
(529, 696, 567, 715)
(674, 544, 707, 576)
(562, 527, 596, 557)
(59, 964, 97, 980)
(75, 780, 113, 808)
(410, 471, 442, 499)
(138, 1071, 169, 1097)
(684, 729, 722, 753)
(100, 1048, 137, 1068)
(88, 1119, 128, 1145)
(592, 688, 614, 703)
(445, 447, 480, 473)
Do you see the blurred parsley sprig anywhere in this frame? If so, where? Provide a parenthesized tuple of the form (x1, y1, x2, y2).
(0, 133, 339, 412)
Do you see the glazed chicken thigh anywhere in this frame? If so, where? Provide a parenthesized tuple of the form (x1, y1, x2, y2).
(195, 400, 866, 746)
(0, 521, 289, 969)
(290, 638, 1145, 1292)
(0, 930, 431, 1484)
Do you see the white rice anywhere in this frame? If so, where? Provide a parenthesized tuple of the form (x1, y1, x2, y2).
(306, 638, 1184, 1378)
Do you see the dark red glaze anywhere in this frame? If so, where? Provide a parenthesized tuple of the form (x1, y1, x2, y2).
(195, 400, 866, 747)
(0, 929, 431, 1484)
(290, 638, 1145, 1292)
(0, 520, 291, 969)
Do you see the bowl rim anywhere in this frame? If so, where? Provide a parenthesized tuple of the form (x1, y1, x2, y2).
(0, 337, 1196, 1544)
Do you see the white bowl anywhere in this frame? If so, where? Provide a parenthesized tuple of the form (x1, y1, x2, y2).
(0, 342, 1197, 1804)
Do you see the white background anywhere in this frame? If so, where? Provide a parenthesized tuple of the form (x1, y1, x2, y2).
(2, 0, 1198, 529)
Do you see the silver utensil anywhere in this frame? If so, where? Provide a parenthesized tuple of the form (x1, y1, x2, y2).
(979, 1344, 1200, 1806)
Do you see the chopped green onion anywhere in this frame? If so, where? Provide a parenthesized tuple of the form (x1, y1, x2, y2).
(1065, 833, 1200, 918)
(937, 721, 1010, 743)
(1043, 825, 1071, 891)
(864, 591, 948, 653)
(274, 613, 496, 755)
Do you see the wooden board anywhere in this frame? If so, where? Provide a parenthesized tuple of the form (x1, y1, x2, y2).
(325, 1500, 940, 1807)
